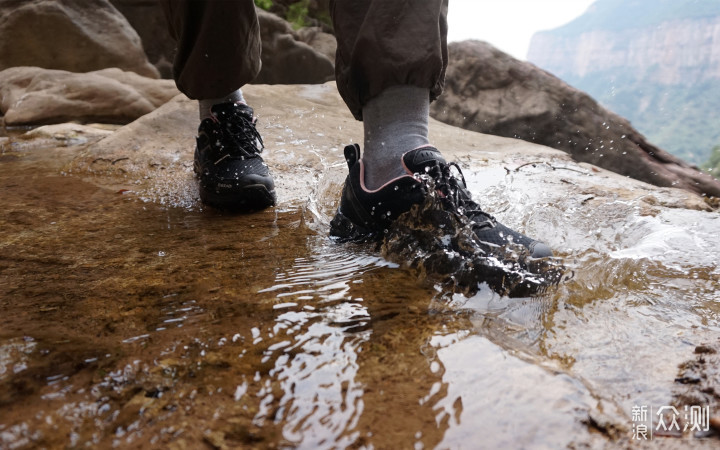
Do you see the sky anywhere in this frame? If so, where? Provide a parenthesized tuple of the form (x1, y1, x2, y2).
(447, 0, 597, 60)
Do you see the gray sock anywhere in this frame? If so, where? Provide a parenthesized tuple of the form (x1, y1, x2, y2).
(199, 88, 246, 120)
(362, 85, 431, 190)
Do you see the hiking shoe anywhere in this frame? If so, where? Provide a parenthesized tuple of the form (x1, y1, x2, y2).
(194, 102, 276, 210)
(329, 144, 553, 259)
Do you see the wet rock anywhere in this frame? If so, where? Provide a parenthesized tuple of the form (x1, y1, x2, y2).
(3, 81, 720, 449)
(18, 123, 115, 147)
(0, 0, 159, 78)
(73, 83, 357, 206)
(431, 40, 720, 198)
(672, 339, 720, 437)
(203, 430, 228, 450)
(75, 93, 196, 175)
(60, 81, 715, 215)
(254, 9, 335, 84)
(0, 67, 179, 125)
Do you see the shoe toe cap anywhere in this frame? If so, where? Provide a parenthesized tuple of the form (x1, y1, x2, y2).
(530, 241, 554, 258)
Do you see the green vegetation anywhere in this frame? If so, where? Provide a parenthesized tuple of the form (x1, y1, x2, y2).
(566, 74, 720, 165)
(255, 0, 332, 31)
(701, 145, 720, 178)
(254, 0, 273, 10)
(538, 0, 720, 165)
(549, 0, 720, 35)
(286, 0, 311, 29)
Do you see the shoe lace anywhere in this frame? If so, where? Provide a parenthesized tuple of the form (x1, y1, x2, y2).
(422, 161, 497, 231)
(213, 108, 264, 161)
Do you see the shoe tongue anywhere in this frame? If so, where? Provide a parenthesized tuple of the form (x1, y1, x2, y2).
(402, 146, 446, 174)
(211, 102, 254, 120)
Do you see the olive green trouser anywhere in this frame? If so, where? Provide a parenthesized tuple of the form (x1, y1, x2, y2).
(161, 0, 448, 120)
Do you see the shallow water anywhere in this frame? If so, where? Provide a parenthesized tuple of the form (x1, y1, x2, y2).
(1, 136, 719, 448)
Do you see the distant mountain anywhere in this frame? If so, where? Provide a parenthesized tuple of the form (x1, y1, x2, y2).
(527, 0, 720, 166)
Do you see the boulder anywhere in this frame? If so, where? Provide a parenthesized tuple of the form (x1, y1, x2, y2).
(254, 9, 335, 84)
(431, 40, 720, 198)
(108, 0, 176, 79)
(0, 67, 179, 125)
(296, 26, 337, 62)
(0, 0, 159, 78)
(18, 123, 115, 144)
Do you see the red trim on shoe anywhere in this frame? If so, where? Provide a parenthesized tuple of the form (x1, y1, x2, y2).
(358, 160, 415, 193)
(359, 144, 438, 193)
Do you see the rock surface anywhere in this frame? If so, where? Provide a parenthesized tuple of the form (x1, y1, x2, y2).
(0, 0, 159, 78)
(3, 81, 719, 449)
(296, 26, 337, 62)
(0, 67, 179, 125)
(15, 123, 116, 148)
(430, 40, 720, 198)
(63, 82, 712, 215)
(109, 0, 176, 79)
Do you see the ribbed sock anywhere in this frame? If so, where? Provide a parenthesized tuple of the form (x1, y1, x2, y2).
(361, 85, 431, 190)
(199, 88, 246, 120)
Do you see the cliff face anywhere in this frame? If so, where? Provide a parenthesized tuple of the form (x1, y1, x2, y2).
(529, 16, 720, 85)
(527, 0, 720, 165)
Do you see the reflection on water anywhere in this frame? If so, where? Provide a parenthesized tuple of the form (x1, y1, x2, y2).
(1, 145, 719, 448)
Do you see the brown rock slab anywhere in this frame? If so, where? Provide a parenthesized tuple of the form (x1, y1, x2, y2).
(109, 0, 176, 79)
(66, 82, 710, 216)
(0, 67, 179, 125)
(16, 123, 115, 148)
(296, 26, 337, 63)
(254, 9, 335, 84)
(0, 0, 159, 78)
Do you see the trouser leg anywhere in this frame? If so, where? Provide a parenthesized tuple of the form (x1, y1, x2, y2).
(330, 0, 449, 121)
(160, 0, 261, 100)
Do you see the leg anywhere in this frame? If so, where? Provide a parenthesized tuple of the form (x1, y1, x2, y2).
(331, 0, 448, 190)
(160, 0, 261, 101)
(329, 0, 552, 259)
(331, 0, 448, 121)
(161, 0, 275, 210)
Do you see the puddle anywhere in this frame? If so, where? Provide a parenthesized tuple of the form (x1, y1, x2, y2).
(1, 138, 719, 448)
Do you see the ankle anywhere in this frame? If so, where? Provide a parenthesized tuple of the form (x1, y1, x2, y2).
(199, 88, 246, 121)
(361, 85, 431, 190)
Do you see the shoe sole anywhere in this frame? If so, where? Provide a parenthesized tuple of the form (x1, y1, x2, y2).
(329, 209, 376, 242)
(199, 183, 276, 211)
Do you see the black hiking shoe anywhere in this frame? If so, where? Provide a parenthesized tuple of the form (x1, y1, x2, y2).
(194, 102, 276, 210)
(329, 144, 553, 259)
